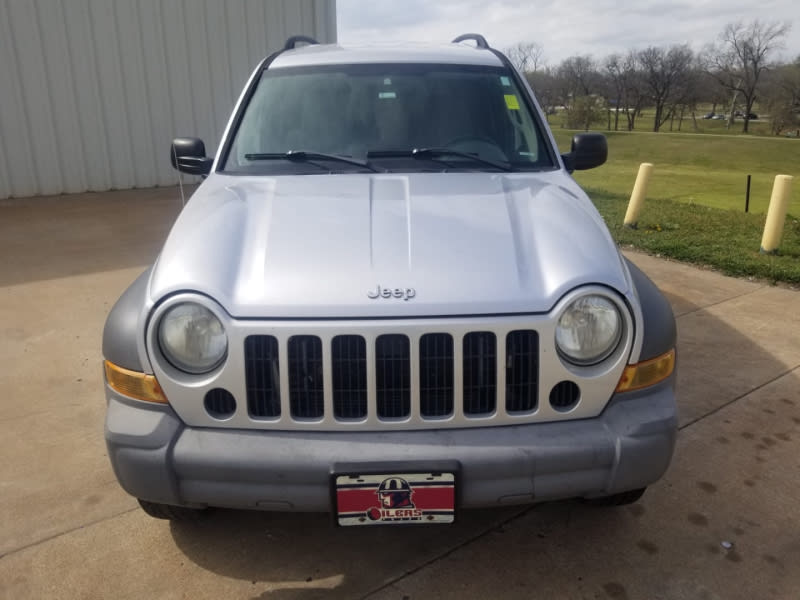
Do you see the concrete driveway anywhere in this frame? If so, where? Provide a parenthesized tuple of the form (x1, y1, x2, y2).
(1, 188, 799, 599)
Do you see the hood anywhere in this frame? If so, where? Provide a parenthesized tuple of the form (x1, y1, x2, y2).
(149, 172, 630, 318)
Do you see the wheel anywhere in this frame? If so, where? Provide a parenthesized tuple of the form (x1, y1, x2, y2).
(137, 498, 207, 521)
(583, 487, 646, 507)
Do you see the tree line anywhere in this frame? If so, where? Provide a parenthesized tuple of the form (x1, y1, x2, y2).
(506, 20, 799, 135)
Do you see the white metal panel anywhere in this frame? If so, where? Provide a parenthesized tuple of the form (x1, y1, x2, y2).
(0, 0, 336, 199)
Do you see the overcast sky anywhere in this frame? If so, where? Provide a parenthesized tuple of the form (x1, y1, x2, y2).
(337, 0, 799, 66)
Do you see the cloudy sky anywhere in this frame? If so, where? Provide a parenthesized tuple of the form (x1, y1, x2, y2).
(337, 0, 799, 65)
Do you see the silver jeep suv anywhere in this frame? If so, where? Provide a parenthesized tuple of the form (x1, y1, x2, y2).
(103, 34, 677, 524)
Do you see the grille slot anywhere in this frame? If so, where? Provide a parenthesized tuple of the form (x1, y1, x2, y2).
(419, 333, 454, 417)
(463, 332, 497, 415)
(375, 334, 411, 418)
(288, 336, 324, 419)
(505, 330, 539, 412)
(245, 335, 281, 417)
(332, 335, 368, 419)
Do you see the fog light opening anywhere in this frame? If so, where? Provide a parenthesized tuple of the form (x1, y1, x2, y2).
(549, 381, 580, 412)
(204, 388, 237, 419)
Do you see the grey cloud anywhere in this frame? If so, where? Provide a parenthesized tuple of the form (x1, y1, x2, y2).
(337, 0, 798, 64)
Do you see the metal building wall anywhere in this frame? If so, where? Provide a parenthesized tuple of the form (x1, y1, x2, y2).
(0, 0, 336, 199)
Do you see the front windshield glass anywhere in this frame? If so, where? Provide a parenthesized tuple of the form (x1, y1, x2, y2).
(223, 63, 555, 173)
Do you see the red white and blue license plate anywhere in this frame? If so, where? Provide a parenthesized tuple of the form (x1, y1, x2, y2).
(335, 472, 455, 526)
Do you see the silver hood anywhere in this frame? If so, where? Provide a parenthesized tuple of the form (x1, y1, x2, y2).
(149, 172, 630, 318)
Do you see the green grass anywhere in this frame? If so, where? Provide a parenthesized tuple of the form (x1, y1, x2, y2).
(551, 129, 800, 215)
(544, 127, 800, 283)
(591, 190, 800, 284)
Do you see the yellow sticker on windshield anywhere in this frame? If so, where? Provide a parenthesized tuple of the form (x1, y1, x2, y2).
(504, 94, 520, 110)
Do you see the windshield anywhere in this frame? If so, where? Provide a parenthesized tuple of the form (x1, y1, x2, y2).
(222, 63, 555, 174)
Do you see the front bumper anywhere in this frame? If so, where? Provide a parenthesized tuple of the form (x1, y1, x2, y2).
(105, 377, 677, 511)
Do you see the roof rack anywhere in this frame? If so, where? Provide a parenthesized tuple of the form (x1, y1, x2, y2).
(284, 35, 319, 50)
(451, 33, 489, 49)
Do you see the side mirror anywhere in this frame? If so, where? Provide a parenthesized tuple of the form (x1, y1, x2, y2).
(561, 133, 607, 173)
(170, 137, 213, 176)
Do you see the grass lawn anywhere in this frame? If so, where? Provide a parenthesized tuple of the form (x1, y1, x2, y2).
(545, 127, 800, 284)
(550, 129, 800, 215)
(590, 191, 800, 284)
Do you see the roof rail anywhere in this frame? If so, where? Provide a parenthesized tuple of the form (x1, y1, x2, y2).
(284, 35, 319, 50)
(451, 33, 489, 49)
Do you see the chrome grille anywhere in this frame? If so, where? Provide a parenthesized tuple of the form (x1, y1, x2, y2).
(244, 329, 539, 424)
(152, 286, 634, 431)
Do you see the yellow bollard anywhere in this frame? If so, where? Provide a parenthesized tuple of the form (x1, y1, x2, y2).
(760, 175, 794, 254)
(624, 163, 654, 228)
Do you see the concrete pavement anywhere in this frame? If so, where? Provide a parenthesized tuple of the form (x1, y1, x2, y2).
(1, 187, 799, 599)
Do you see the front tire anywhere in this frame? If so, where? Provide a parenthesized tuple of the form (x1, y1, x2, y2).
(137, 499, 207, 521)
(583, 487, 646, 507)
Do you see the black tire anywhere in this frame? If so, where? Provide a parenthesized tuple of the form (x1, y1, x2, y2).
(137, 498, 207, 521)
(583, 487, 646, 507)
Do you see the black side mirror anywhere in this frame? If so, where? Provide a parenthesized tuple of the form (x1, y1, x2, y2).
(561, 133, 607, 173)
(170, 137, 213, 175)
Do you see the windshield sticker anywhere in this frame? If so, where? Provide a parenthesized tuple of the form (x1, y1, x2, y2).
(383, 78, 392, 85)
(378, 91, 397, 99)
(500, 76, 511, 86)
(504, 94, 520, 110)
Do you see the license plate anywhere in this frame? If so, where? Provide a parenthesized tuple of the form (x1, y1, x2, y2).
(335, 472, 455, 526)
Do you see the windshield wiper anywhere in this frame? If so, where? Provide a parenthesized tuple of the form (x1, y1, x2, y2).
(367, 148, 512, 172)
(244, 151, 380, 172)
(413, 148, 512, 171)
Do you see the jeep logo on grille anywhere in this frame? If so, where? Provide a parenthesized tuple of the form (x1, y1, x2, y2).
(367, 285, 416, 301)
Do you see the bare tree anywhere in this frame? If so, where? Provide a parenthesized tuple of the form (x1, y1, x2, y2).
(604, 51, 646, 131)
(557, 55, 597, 97)
(674, 59, 706, 131)
(638, 45, 694, 132)
(554, 56, 604, 130)
(505, 42, 545, 74)
(692, 66, 729, 115)
(706, 20, 790, 132)
(525, 67, 559, 115)
(760, 58, 800, 135)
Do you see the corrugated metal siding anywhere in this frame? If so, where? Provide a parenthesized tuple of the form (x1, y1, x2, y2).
(0, 0, 336, 199)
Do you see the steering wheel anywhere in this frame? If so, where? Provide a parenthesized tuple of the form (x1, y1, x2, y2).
(443, 135, 507, 161)
(444, 135, 499, 148)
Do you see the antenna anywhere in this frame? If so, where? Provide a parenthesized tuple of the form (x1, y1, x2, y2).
(172, 144, 186, 207)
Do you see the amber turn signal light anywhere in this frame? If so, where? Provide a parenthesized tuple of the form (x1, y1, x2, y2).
(104, 360, 168, 404)
(615, 349, 675, 393)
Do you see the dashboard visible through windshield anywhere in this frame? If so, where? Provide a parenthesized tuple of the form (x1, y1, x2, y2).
(222, 63, 555, 174)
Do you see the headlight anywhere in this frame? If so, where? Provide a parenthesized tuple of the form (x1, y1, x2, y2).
(158, 302, 228, 374)
(555, 294, 622, 365)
